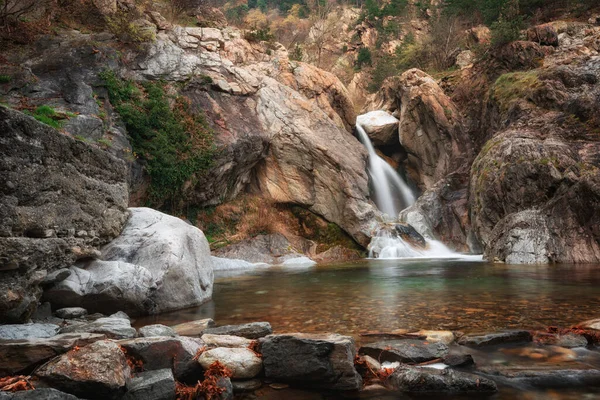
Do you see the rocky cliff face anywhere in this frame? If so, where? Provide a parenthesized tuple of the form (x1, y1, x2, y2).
(0, 106, 129, 322)
(0, 21, 379, 249)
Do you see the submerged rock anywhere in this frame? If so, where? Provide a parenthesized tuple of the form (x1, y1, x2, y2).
(36, 340, 130, 399)
(204, 322, 272, 339)
(480, 366, 600, 389)
(387, 365, 497, 393)
(360, 339, 449, 364)
(457, 330, 533, 347)
(261, 333, 362, 391)
(171, 319, 215, 337)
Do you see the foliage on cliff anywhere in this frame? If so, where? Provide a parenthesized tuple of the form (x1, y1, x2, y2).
(100, 70, 215, 208)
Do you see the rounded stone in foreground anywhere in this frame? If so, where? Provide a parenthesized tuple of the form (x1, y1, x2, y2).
(198, 347, 262, 379)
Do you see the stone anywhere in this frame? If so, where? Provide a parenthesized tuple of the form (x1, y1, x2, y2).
(442, 354, 475, 368)
(96, 208, 214, 314)
(55, 308, 88, 319)
(203, 322, 272, 339)
(480, 366, 600, 389)
(60, 316, 137, 339)
(467, 25, 491, 44)
(356, 110, 400, 146)
(261, 333, 362, 391)
(455, 50, 474, 69)
(118, 336, 204, 382)
(0, 323, 60, 340)
(231, 379, 262, 392)
(42, 269, 72, 287)
(0, 106, 129, 323)
(125, 369, 176, 400)
(139, 324, 177, 338)
(201, 334, 253, 348)
(387, 365, 497, 393)
(457, 330, 532, 347)
(110, 311, 130, 320)
(0, 388, 80, 399)
(171, 319, 215, 337)
(93, 0, 117, 15)
(416, 330, 455, 345)
(213, 234, 301, 265)
(198, 347, 262, 379)
(527, 23, 559, 47)
(36, 340, 130, 399)
(533, 332, 588, 348)
(0, 333, 105, 376)
(215, 377, 233, 400)
(365, 69, 472, 190)
(575, 318, 600, 330)
(359, 339, 449, 364)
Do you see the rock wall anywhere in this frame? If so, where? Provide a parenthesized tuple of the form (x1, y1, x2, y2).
(0, 106, 129, 322)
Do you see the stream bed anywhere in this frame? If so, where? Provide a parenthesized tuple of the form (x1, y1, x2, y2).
(136, 259, 600, 399)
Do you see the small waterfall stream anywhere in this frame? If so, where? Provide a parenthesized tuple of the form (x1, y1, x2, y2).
(356, 116, 475, 260)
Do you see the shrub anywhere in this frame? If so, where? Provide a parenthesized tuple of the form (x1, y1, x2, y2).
(289, 43, 303, 61)
(99, 70, 215, 207)
(105, 10, 155, 43)
(24, 105, 68, 129)
(0, 75, 10, 83)
(490, 0, 523, 47)
(355, 47, 372, 70)
(244, 26, 274, 42)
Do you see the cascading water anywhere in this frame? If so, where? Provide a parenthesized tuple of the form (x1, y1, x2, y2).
(356, 115, 477, 260)
(355, 124, 415, 217)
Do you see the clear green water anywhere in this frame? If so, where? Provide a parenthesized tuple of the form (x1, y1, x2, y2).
(143, 259, 600, 335)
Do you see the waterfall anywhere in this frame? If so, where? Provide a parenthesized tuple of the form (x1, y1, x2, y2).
(356, 116, 479, 260)
(355, 124, 415, 217)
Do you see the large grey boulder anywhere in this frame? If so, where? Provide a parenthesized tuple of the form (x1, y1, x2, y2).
(46, 208, 214, 316)
(36, 340, 130, 399)
(260, 333, 362, 391)
(0, 323, 60, 340)
(0, 106, 129, 323)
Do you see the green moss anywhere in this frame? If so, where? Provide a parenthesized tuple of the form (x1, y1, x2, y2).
(491, 71, 543, 112)
(24, 105, 67, 129)
(0, 75, 11, 84)
(97, 138, 112, 148)
(99, 70, 215, 207)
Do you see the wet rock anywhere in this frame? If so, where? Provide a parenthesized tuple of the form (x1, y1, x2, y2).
(36, 340, 130, 399)
(261, 333, 362, 391)
(216, 377, 233, 400)
(502, 346, 577, 363)
(360, 383, 391, 398)
(213, 234, 302, 265)
(231, 379, 262, 392)
(55, 308, 88, 319)
(394, 224, 427, 248)
(527, 24, 559, 47)
(356, 110, 399, 146)
(60, 316, 137, 339)
(0, 323, 60, 340)
(359, 339, 449, 364)
(442, 354, 475, 368)
(198, 347, 262, 379)
(201, 334, 253, 348)
(457, 330, 532, 347)
(0, 106, 129, 323)
(138, 324, 176, 338)
(204, 322, 272, 339)
(0, 388, 80, 399)
(416, 330, 455, 345)
(480, 366, 600, 389)
(125, 369, 176, 400)
(387, 365, 497, 393)
(0, 333, 105, 376)
(534, 332, 588, 348)
(575, 318, 600, 330)
(42, 269, 72, 287)
(171, 318, 215, 337)
(118, 336, 204, 382)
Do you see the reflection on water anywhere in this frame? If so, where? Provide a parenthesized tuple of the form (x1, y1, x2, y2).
(136, 260, 600, 336)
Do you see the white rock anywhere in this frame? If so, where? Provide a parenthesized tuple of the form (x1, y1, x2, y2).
(201, 334, 253, 348)
(356, 110, 399, 146)
(198, 347, 262, 379)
